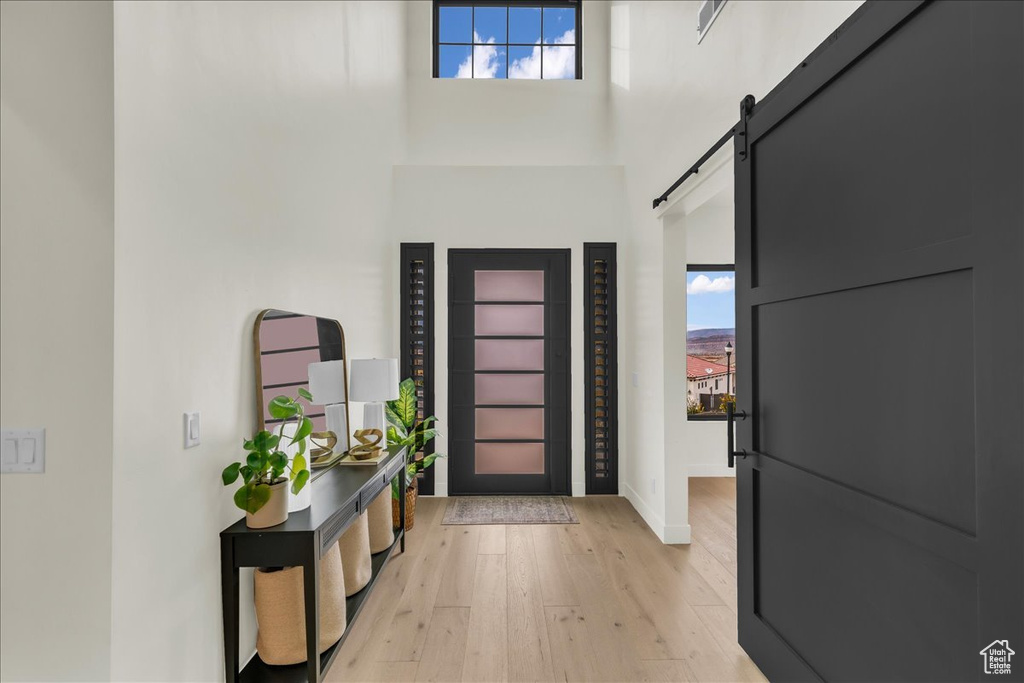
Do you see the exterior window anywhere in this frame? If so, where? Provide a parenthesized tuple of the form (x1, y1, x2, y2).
(434, 1, 582, 79)
(686, 265, 736, 420)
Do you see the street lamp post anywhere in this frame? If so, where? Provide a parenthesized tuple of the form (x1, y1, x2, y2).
(725, 341, 733, 398)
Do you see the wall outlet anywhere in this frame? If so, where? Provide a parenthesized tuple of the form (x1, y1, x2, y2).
(650, 477, 657, 494)
(184, 411, 201, 448)
(0, 428, 46, 473)
(632, 372, 639, 387)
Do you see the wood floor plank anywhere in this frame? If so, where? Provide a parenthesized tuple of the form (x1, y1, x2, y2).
(378, 661, 420, 683)
(556, 522, 595, 555)
(414, 607, 470, 682)
(595, 497, 725, 609)
(693, 605, 768, 683)
(564, 553, 647, 682)
(435, 526, 481, 607)
(477, 525, 507, 554)
(531, 525, 579, 607)
(506, 526, 556, 683)
(599, 545, 678, 660)
(462, 554, 509, 682)
(640, 659, 698, 682)
(380, 523, 455, 661)
(543, 606, 598, 683)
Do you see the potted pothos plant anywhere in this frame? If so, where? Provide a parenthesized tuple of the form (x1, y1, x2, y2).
(385, 378, 444, 531)
(222, 390, 313, 529)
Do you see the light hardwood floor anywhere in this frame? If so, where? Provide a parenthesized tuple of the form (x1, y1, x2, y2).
(327, 478, 765, 683)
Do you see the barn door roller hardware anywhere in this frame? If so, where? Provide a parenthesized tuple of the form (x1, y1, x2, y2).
(651, 94, 757, 210)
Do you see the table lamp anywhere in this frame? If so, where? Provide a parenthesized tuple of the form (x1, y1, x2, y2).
(307, 360, 348, 455)
(349, 359, 399, 438)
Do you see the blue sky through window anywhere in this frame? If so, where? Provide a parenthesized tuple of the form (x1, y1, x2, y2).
(686, 270, 735, 330)
(475, 6, 506, 42)
(509, 7, 540, 44)
(437, 4, 577, 79)
(543, 7, 574, 43)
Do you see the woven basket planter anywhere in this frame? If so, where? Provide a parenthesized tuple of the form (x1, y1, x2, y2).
(254, 542, 346, 665)
(338, 511, 371, 596)
(392, 478, 417, 532)
(367, 488, 394, 553)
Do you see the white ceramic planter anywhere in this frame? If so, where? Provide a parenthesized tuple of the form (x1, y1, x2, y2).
(245, 478, 290, 529)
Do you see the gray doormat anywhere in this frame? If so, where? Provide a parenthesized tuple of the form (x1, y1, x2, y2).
(442, 496, 579, 525)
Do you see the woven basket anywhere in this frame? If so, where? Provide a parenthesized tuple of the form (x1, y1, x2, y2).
(367, 488, 394, 553)
(338, 511, 371, 596)
(392, 478, 417, 532)
(254, 543, 346, 665)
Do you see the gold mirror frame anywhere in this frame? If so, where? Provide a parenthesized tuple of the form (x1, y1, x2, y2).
(253, 309, 352, 464)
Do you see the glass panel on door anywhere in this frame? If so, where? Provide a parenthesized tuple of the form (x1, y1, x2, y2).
(474, 269, 545, 479)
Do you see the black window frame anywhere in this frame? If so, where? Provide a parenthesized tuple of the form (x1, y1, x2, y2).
(686, 263, 736, 423)
(432, 0, 583, 80)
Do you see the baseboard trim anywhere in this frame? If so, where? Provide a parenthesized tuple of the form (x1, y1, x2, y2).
(572, 480, 586, 497)
(688, 464, 736, 478)
(662, 523, 692, 544)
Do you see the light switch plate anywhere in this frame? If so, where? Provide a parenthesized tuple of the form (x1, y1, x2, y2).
(0, 429, 46, 473)
(184, 412, 201, 449)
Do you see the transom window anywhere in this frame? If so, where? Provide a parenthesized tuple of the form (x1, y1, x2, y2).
(433, 1, 582, 80)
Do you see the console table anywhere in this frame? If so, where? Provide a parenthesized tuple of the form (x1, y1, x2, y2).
(221, 446, 406, 682)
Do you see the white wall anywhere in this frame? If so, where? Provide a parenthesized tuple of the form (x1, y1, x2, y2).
(612, 0, 863, 541)
(404, 0, 612, 166)
(390, 165, 628, 497)
(109, 2, 405, 679)
(0, 2, 115, 679)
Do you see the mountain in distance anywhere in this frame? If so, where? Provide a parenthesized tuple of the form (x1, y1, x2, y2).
(686, 327, 736, 357)
(687, 327, 735, 340)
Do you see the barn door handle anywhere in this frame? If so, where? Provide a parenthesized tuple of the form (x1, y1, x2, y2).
(726, 403, 748, 468)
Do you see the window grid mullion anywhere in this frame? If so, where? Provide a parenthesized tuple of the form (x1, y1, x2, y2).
(436, 1, 579, 80)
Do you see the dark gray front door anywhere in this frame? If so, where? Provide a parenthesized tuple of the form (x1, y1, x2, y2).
(733, 2, 1023, 681)
(448, 249, 571, 495)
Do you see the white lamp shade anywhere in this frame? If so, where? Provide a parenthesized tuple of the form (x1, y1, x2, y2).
(349, 359, 400, 402)
(307, 360, 348, 405)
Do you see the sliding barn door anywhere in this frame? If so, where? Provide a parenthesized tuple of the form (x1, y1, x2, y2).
(448, 249, 570, 495)
(734, 2, 1023, 680)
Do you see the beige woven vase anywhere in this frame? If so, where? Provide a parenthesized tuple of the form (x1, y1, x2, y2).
(254, 543, 346, 665)
(338, 511, 372, 596)
(367, 490, 394, 553)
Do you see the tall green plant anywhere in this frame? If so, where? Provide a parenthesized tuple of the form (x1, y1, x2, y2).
(221, 390, 313, 513)
(385, 378, 445, 499)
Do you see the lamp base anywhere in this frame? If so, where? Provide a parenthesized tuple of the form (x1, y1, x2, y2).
(324, 403, 348, 455)
(362, 402, 386, 439)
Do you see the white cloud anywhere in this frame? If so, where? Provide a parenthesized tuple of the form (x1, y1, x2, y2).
(455, 29, 576, 80)
(510, 29, 576, 79)
(456, 32, 502, 78)
(687, 274, 735, 295)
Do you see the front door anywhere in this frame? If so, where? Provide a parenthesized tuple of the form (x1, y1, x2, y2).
(449, 249, 570, 495)
(734, 2, 1023, 681)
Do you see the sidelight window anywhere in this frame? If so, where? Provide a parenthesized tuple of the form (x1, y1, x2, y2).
(434, 1, 583, 79)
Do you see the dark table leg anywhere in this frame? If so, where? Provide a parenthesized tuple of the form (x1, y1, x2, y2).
(398, 469, 406, 552)
(221, 536, 240, 683)
(303, 535, 322, 682)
